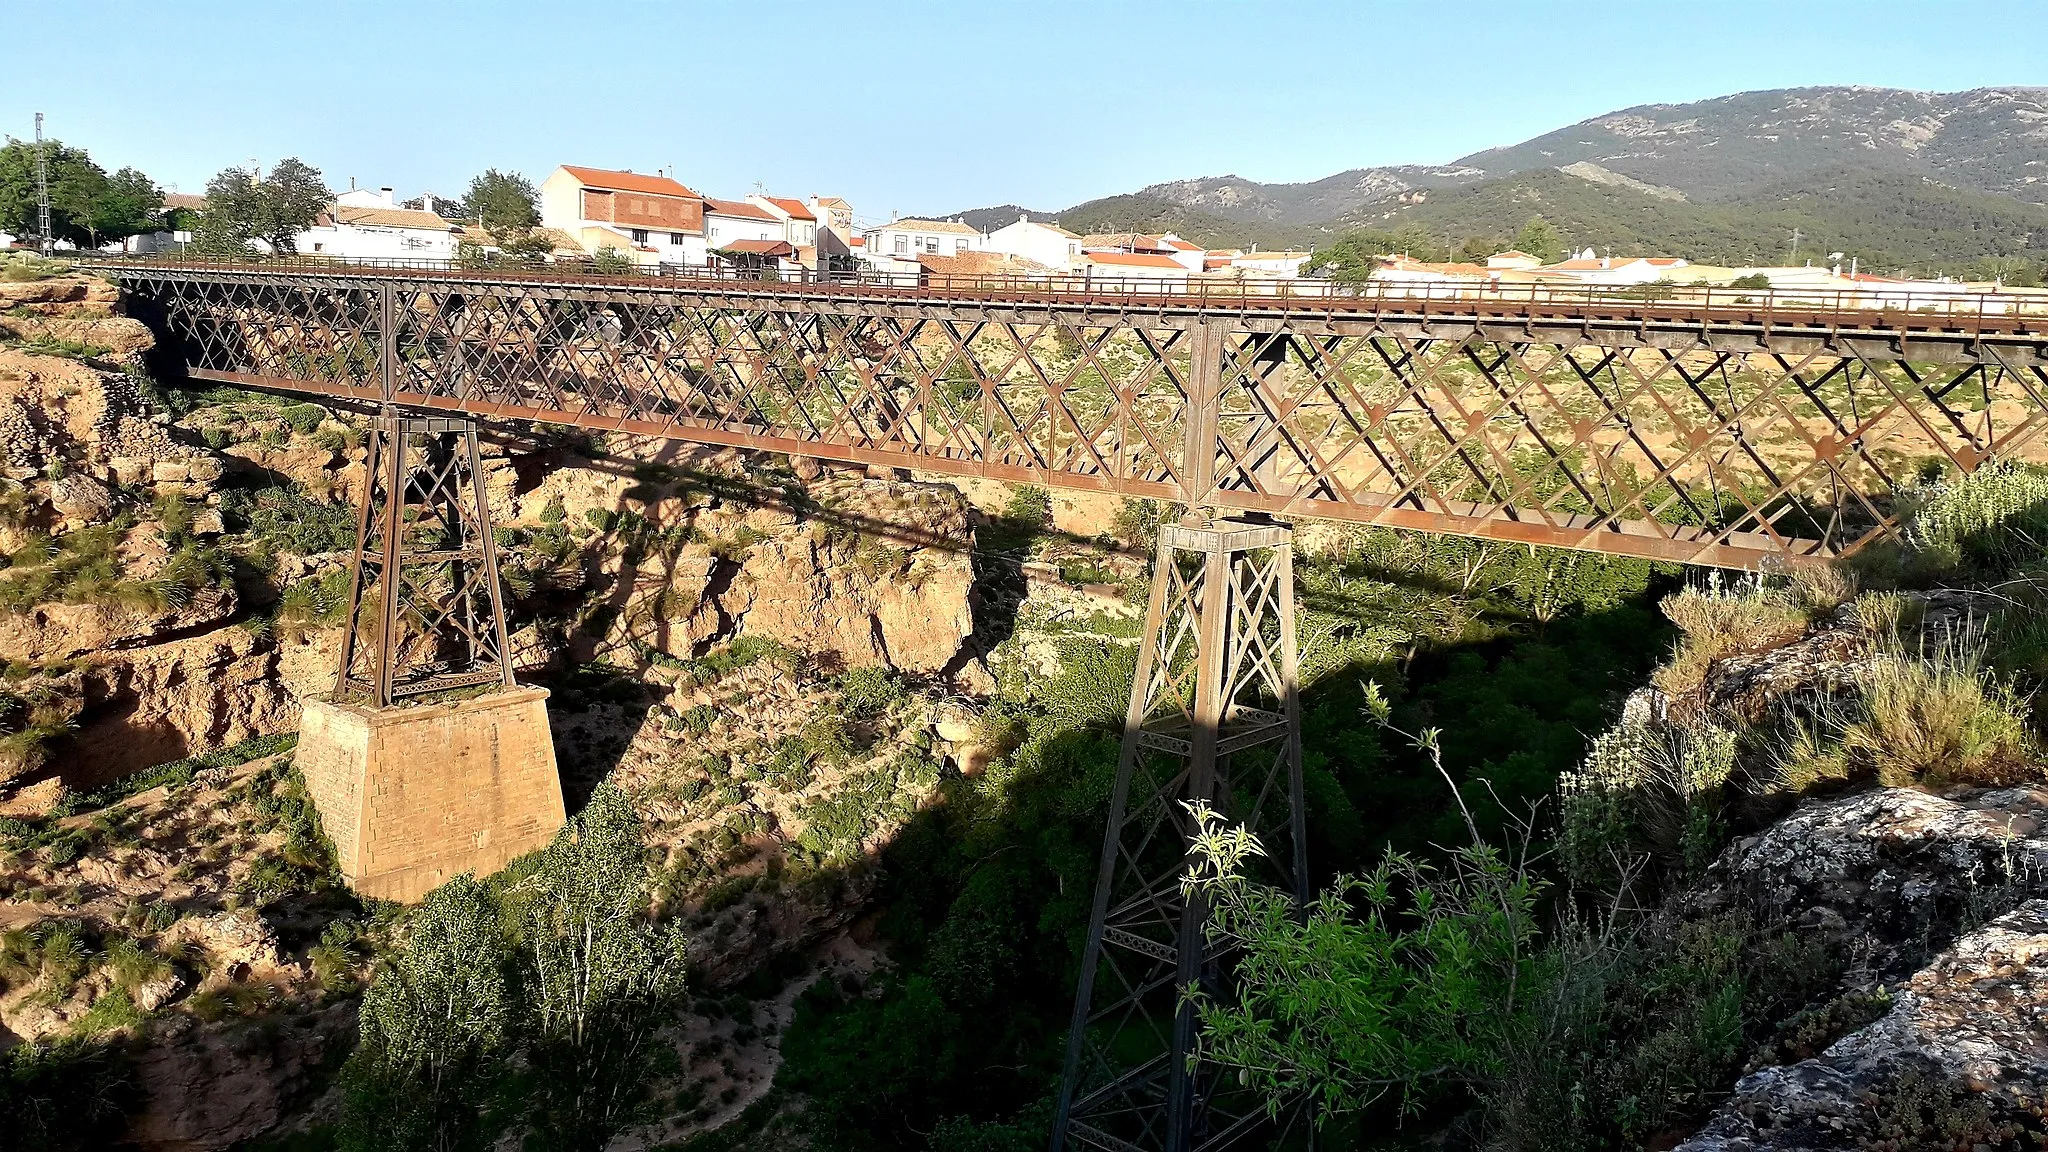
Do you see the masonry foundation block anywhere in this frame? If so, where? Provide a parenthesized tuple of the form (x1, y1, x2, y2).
(295, 687, 567, 903)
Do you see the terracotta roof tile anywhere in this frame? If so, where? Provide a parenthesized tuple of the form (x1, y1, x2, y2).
(559, 165, 700, 199)
(876, 218, 980, 236)
(763, 196, 815, 221)
(723, 238, 795, 256)
(1087, 252, 1186, 269)
(704, 197, 778, 221)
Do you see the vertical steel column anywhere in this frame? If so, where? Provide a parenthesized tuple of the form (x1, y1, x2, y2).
(333, 412, 517, 707)
(1050, 519, 1308, 1152)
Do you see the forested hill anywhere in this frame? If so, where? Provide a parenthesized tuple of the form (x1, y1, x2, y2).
(938, 85, 2048, 276)
(1456, 85, 2048, 205)
(1357, 167, 2048, 272)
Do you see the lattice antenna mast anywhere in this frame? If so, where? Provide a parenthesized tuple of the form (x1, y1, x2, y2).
(33, 114, 52, 257)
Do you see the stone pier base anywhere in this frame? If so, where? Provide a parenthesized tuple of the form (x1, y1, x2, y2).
(296, 687, 567, 903)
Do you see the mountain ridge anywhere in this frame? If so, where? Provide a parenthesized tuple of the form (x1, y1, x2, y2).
(935, 85, 2048, 275)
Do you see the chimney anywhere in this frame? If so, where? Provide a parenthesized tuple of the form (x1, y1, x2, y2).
(1020, 213, 1028, 224)
(380, 187, 394, 207)
(420, 193, 435, 215)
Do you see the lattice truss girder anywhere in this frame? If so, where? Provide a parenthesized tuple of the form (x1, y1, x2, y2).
(335, 415, 515, 707)
(134, 273, 2048, 566)
(1054, 522, 1309, 1152)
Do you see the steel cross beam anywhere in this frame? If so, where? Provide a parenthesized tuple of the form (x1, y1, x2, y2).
(333, 413, 515, 707)
(111, 264, 2048, 569)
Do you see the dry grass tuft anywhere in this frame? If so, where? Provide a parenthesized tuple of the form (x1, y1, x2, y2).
(1653, 577, 1810, 697)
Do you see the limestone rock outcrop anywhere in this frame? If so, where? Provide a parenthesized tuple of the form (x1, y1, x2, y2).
(1691, 785, 2048, 984)
(1678, 899, 2048, 1150)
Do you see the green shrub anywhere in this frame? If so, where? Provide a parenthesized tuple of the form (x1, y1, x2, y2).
(1559, 721, 1737, 887)
(838, 665, 904, 721)
(221, 486, 357, 554)
(1906, 462, 2048, 574)
(281, 404, 327, 434)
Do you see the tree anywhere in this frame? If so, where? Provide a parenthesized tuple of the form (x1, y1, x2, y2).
(339, 874, 514, 1152)
(1514, 215, 1563, 264)
(0, 139, 164, 249)
(516, 784, 689, 1151)
(194, 158, 329, 254)
(458, 169, 539, 235)
(83, 166, 164, 247)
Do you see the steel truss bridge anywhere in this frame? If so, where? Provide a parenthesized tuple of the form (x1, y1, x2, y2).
(109, 261, 2048, 1152)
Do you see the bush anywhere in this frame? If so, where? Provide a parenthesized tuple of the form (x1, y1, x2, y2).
(1559, 721, 1738, 887)
(1653, 576, 1808, 697)
(1763, 627, 2034, 791)
(1906, 463, 2048, 575)
(281, 403, 327, 435)
(838, 665, 903, 721)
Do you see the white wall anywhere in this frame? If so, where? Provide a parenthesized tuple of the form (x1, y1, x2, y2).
(705, 211, 782, 250)
(864, 223, 982, 260)
(538, 169, 583, 234)
(984, 218, 1080, 271)
(294, 222, 459, 260)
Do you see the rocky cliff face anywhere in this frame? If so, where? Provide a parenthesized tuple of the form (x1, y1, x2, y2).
(1677, 785, 2048, 1150)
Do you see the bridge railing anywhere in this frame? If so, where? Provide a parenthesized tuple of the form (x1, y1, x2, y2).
(89, 251, 2048, 326)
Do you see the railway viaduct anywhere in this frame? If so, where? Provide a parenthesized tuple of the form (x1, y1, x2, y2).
(108, 260, 2048, 1152)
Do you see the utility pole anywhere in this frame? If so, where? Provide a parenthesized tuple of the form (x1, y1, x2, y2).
(1788, 227, 1801, 264)
(33, 113, 53, 257)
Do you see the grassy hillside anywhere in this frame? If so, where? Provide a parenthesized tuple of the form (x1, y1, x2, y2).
(1358, 167, 2048, 275)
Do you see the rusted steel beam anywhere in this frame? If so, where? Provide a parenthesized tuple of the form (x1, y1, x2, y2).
(118, 269, 2048, 569)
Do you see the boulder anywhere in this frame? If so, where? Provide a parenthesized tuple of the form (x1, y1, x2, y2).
(1690, 785, 2048, 984)
(1678, 900, 2048, 1151)
(48, 472, 116, 524)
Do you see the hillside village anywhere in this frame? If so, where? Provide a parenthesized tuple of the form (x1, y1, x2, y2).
(13, 156, 2039, 308)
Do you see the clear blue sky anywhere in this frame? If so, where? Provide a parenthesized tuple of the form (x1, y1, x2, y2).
(4, 0, 2043, 224)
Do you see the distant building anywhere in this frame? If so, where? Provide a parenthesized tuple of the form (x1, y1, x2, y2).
(294, 188, 462, 260)
(809, 196, 856, 258)
(538, 166, 706, 265)
(865, 218, 982, 261)
(1485, 250, 1543, 270)
(748, 195, 818, 248)
(983, 215, 1083, 272)
(703, 197, 786, 256)
(1230, 250, 1313, 276)
(1081, 251, 1192, 287)
(916, 250, 1056, 283)
(1535, 255, 1689, 285)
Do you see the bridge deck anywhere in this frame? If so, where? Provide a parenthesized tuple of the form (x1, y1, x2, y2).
(106, 260, 2048, 568)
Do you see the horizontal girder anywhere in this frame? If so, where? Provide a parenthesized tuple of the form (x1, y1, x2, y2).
(112, 264, 2048, 568)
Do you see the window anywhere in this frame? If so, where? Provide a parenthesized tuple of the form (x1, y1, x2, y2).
(894, 235, 909, 255)
(924, 237, 938, 253)
(710, 226, 721, 241)
(670, 232, 686, 245)
(1069, 243, 1079, 257)
(954, 238, 969, 253)
(630, 228, 648, 244)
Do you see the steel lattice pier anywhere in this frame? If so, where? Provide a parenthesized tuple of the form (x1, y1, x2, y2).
(1052, 519, 1310, 1152)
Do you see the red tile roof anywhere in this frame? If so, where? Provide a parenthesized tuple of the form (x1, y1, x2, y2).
(704, 197, 778, 221)
(1088, 252, 1186, 269)
(559, 165, 699, 199)
(763, 196, 815, 221)
(722, 239, 795, 256)
(1161, 236, 1202, 251)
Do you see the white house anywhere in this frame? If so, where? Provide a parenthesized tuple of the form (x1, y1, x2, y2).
(703, 197, 786, 254)
(748, 195, 818, 249)
(294, 188, 462, 260)
(983, 215, 1083, 272)
(538, 165, 706, 266)
(1535, 256, 1689, 286)
(864, 218, 983, 262)
(1081, 251, 1192, 289)
(1231, 250, 1313, 277)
